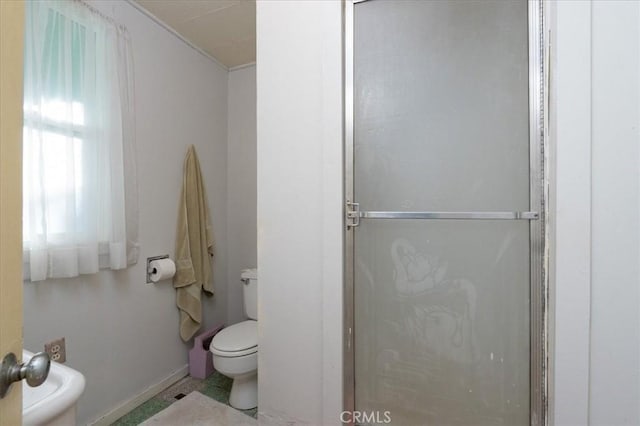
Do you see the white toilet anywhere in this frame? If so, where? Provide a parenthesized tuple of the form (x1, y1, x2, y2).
(210, 268, 258, 409)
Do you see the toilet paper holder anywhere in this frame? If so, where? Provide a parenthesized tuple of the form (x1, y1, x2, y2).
(146, 254, 170, 283)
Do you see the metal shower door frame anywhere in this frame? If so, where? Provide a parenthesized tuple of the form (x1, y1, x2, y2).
(342, 0, 549, 424)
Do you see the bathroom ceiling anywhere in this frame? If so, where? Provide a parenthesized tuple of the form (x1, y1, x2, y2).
(135, 0, 256, 68)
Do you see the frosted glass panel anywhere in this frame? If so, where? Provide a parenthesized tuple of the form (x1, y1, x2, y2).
(352, 0, 532, 424)
(354, 221, 530, 425)
(354, 0, 530, 212)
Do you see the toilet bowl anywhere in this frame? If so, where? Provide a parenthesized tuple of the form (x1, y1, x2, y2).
(210, 320, 257, 409)
(210, 268, 258, 410)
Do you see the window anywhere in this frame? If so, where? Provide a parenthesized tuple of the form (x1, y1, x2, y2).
(23, 0, 138, 281)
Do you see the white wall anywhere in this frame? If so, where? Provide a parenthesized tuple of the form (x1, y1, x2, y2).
(256, 1, 343, 424)
(22, 1, 229, 424)
(589, 3, 640, 423)
(551, 1, 640, 425)
(227, 65, 257, 325)
(549, 2, 592, 424)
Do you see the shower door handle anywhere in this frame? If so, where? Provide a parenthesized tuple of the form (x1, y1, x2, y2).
(357, 211, 539, 220)
(345, 204, 539, 228)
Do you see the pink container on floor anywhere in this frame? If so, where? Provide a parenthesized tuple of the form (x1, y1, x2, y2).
(189, 324, 224, 379)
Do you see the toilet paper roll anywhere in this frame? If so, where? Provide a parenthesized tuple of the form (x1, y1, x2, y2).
(149, 258, 176, 282)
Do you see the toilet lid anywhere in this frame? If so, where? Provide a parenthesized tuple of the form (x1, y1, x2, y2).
(210, 320, 257, 354)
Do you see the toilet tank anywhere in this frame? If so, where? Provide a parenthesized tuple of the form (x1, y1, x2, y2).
(241, 268, 258, 320)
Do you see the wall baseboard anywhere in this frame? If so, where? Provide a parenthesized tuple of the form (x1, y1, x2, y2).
(88, 364, 189, 425)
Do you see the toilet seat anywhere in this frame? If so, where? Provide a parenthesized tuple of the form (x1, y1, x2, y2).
(210, 320, 257, 357)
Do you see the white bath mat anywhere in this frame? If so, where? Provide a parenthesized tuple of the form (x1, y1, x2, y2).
(140, 391, 257, 426)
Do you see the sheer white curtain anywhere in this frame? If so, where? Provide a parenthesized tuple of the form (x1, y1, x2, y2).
(23, 0, 138, 281)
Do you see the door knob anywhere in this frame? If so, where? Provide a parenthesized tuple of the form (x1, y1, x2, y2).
(0, 352, 51, 398)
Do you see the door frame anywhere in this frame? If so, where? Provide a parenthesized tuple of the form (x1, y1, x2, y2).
(0, 0, 25, 424)
(342, 0, 549, 424)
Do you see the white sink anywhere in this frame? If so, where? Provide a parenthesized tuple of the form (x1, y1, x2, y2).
(22, 350, 86, 426)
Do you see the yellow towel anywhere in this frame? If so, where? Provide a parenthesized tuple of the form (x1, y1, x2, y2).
(174, 145, 214, 341)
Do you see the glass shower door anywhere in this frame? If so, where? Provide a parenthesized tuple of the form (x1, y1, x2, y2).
(347, 0, 544, 425)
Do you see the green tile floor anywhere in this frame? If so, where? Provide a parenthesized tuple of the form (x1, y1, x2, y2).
(111, 371, 257, 425)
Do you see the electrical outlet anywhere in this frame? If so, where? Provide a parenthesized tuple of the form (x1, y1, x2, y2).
(44, 337, 66, 363)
